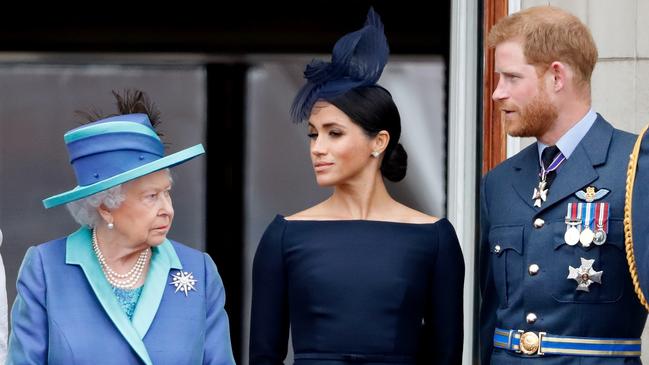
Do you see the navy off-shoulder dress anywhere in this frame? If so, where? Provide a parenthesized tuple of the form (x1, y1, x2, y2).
(250, 215, 464, 365)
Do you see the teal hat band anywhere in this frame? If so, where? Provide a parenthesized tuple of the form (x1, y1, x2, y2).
(64, 121, 161, 144)
(43, 113, 205, 209)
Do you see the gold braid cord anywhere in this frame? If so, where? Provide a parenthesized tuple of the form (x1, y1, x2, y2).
(625, 123, 649, 311)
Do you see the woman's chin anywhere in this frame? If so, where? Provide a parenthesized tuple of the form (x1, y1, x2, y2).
(149, 240, 166, 247)
(147, 234, 168, 247)
(315, 176, 339, 187)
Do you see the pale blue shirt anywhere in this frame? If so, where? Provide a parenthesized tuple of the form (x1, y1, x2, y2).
(537, 108, 597, 163)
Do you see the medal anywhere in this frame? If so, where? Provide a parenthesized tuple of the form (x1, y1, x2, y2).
(592, 202, 609, 246)
(533, 180, 548, 208)
(532, 150, 566, 207)
(565, 225, 581, 246)
(593, 228, 607, 245)
(580, 228, 594, 247)
(578, 203, 595, 247)
(579, 202, 595, 247)
(564, 203, 581, 246)
(567, 257, 603, 292)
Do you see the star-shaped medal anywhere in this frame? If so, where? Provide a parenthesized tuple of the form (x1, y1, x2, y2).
(532, 180, 548, 207)
(170, 270, 197, 296)
(567, 258, 603, 292)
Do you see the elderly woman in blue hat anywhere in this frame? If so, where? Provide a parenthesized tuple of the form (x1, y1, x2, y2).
(7, 91, 235, 365)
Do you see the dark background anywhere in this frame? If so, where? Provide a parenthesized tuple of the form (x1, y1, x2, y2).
(0, 3, 449, 55)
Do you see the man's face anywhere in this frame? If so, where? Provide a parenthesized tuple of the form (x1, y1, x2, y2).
(492, 39, 557, 138)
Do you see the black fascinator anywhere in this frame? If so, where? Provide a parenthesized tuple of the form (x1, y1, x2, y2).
(290, 7, 389, 123)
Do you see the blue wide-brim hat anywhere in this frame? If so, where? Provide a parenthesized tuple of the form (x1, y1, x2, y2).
(43, 113, 204, 209)
(625, 125, 649, 311)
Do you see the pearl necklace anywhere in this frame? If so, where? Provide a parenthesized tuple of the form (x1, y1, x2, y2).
(92, 229, 150, 289)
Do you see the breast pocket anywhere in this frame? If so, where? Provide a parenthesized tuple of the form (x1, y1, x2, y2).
(489, 225, 524, 309)
(551, 218, 625, 303)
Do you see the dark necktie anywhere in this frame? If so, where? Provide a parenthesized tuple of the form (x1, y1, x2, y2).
(541, 145, 561, 189)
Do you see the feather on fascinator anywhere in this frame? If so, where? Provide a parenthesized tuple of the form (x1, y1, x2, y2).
(290, 7, 389, 123)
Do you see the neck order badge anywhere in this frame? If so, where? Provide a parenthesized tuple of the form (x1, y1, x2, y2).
(533, 148, 566, 207)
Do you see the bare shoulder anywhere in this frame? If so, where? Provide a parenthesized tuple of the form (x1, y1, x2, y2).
(284, 203, 332, 221)
(284, 200, 440, 224)
(392, 204, 439, 224)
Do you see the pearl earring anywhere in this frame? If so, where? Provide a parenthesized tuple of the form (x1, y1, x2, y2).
(371, 151, 380, 158)
(107, 222, 114, 230)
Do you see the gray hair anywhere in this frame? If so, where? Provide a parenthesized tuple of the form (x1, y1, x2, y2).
(66, 185, 125, 228)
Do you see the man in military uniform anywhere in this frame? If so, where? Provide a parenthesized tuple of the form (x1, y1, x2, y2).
(480, 6, 647, 364)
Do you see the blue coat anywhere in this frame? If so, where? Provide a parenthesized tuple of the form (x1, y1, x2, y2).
(479, 116, 648, 364)
(7, 227, 235, 365)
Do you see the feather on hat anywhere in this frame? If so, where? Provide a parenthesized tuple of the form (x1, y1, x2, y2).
(290, 7, 389, 123)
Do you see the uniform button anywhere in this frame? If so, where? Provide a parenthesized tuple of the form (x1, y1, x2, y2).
(533, 218, 545, 228)
(526, 313, 538, 324)
(528, 264, 540, 276)
(494, 245, 501, 253)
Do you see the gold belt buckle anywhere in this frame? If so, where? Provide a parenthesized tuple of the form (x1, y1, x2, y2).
(517, 330, 546, 355)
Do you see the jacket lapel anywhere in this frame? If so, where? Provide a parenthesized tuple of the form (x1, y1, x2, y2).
(511, 144, 543, 210)
(131, 240, 182, 339)
(65, 227, 153, 365)
(537, 116, 612, 214)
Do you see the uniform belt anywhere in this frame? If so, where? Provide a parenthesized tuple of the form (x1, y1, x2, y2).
(494, 328, 641, 357)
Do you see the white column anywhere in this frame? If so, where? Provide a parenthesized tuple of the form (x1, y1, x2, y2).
(448, 0, 479, 363)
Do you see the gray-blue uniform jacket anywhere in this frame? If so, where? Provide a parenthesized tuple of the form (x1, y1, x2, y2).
(479, 116, 648, 364)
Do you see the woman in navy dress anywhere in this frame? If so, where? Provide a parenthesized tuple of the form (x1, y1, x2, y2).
(249, 9, 464, 365)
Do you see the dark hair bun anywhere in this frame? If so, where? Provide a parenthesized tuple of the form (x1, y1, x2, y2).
(381, 143, 407, 182)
